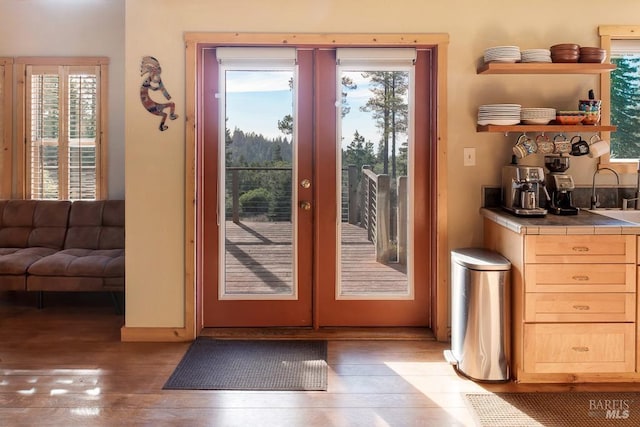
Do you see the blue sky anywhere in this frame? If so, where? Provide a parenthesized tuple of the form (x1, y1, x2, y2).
(225, 70, 383, 148)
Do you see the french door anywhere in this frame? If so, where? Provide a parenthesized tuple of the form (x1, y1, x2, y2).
(201, 46, 433, 327)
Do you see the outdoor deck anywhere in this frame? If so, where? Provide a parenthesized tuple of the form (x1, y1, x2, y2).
(224, 221, 408, 295)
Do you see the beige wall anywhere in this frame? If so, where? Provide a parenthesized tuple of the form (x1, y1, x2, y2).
(123, 0, 640, 328)
(5, 1, 638, 329)
(0, 0, 126, 199)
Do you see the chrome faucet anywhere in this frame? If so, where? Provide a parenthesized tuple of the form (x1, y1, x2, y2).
(622, 197, 639, 210)
(623, 162, 640, 210)
(590, 167, 620, 209)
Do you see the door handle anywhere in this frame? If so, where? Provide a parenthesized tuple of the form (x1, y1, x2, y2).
(299, 201, 312, 211)
(300, 179, 311, 189)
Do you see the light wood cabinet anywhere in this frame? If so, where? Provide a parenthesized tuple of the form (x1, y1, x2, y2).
(524, 264, 635, 293)
(525, 293, 635, 323)
(483, 217, 640, 383)
(523, 323, 635, 374)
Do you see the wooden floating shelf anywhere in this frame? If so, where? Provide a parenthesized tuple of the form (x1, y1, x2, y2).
(477, 62, 616, 75)
(477, 124, 617, 133)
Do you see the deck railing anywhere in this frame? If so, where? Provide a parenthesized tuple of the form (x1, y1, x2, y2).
(226, 167, 292, 223)
(226, 165, 406, 264)
(361, 166, 391, 262)
(358, 166, 407, 264)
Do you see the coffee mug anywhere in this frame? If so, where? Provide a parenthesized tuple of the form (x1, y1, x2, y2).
(536, 134, 554, 154)
(513, 134, 537, 159)
(570, 135, 590, 156)
(588, 135, 610, 158)
(553, 134, 572, 154)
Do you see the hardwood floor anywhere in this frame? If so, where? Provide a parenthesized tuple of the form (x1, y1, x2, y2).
(2, 292, 639, 427)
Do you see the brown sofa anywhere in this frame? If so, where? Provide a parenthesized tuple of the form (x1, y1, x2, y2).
(0, 199, 124, 302)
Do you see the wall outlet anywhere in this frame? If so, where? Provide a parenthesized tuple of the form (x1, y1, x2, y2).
(463, 147, 476, 166)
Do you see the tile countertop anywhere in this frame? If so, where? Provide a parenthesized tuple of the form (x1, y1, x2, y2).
(480, 207, 640, 235)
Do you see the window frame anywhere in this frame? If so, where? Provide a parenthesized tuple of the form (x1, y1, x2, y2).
(15, 56, 109, 200)
(0, 57, 13, 199)
(599, 26, 640, 174)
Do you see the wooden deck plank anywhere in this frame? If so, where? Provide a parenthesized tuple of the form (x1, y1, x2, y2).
(223, 221, 407, 295)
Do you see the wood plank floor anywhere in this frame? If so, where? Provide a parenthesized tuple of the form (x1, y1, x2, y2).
(225, 221, 407, 296)
(2, 292, 640, 427)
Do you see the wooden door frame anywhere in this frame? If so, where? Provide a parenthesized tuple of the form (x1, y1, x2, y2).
(182, 32, 450, 341)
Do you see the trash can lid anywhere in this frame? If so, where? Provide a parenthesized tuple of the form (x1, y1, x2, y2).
(451, 248, 511, 271)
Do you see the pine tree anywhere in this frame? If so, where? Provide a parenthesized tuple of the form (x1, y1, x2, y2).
(343, 130, 376, 171)
(611, 56, 640, 159)
(360, 72, 409, 177)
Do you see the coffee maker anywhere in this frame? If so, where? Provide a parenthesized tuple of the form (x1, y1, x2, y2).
(544, 155, 579, 215)
(502, 165, 548, 216)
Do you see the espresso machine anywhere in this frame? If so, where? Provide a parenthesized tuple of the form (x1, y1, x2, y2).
(502, 165, 548, 216)
(544, 155, 579, 215)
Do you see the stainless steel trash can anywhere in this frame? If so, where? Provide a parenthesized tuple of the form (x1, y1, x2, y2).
(445, 248, 511, 382)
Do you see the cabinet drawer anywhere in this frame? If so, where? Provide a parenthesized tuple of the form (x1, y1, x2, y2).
(523, 323, 635, 374)
(524, 263, 635, 293)
(525, 235, 636, 264)
(524, 293, 636, 322)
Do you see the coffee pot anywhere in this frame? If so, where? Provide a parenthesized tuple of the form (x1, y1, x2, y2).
(521, 186, 537, 210)
(544, 155, 579, 215)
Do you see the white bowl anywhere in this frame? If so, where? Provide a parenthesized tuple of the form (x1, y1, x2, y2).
(521, 118, 552, 125)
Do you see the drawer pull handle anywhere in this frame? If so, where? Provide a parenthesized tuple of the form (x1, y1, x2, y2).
(572, 246, 590, 252)
(572, 275, 590, 281)
(572, 346, 590, 352)
(572, 305, 591, 311)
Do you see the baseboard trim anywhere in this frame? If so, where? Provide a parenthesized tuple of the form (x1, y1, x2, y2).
(120, 326, 195, 342)
(200, 327, 436, 341)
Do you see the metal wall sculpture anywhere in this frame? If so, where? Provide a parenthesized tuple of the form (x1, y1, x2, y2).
(140, 56, 178, 131)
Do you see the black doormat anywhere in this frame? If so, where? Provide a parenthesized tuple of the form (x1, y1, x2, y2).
(465, 392, 640, 427)
(163, 338, 328, 391)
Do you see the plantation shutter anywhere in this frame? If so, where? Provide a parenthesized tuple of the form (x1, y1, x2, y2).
(68, 67, 98, 200)
(29, 66, 61, 200)
(27, 65, 99, 200)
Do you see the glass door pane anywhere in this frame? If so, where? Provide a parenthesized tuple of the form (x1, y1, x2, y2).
(221, 69, 296, 299)
(338, 70, 411, 298)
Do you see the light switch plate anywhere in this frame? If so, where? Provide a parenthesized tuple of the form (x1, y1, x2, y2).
(464, 147, 476, 166)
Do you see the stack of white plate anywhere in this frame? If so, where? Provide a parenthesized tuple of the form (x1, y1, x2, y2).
(478, 104, 522, 125)
(520, 107, 556, 125)
(484, 46, 521, 63)
(521, 49, 552, 63)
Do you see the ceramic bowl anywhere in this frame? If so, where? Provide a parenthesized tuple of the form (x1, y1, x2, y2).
(555, 111, 585, 125)
(550, 43, 580, 51)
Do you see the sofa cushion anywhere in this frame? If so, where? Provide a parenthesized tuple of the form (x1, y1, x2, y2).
(0, 200, 71, 249)
(63, 200, 125, 250)
(28, 200, 72, 249)
(100, 200, 125, 249)
(27, 248, 124, 278)
(0, 200, 37, 248)
(64, 201, 104, 249)
(0, 247, 59, 275)
(0, 200, 6, 225)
